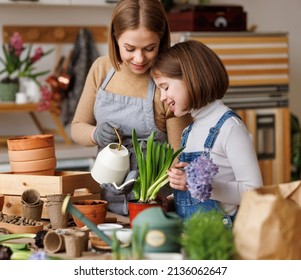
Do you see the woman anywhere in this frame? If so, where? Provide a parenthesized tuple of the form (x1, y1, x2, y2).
(71, 0, 192, 215)
(151, 40, 263, 226)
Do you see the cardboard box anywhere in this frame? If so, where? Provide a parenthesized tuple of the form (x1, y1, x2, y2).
(0, 171, 101, 219)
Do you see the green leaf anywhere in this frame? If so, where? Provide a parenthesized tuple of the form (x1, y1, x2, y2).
(132, 128, 185, 203)
(0, 233, 36, 243)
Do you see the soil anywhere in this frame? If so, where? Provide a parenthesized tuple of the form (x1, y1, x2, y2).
(73, 201, 105, 206)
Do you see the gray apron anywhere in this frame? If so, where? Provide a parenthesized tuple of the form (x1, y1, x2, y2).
(94, 68, 166, 215)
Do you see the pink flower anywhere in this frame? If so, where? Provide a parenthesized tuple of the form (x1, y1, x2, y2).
(1, 32, 53, 82)
(30, 47, 43, 63)
(9, 32, 24, 57)
(37, 85, 52, 112)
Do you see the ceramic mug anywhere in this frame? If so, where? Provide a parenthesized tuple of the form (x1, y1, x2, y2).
(91, 143, 130, 186)
(97, 223, 123, 238)
(116, 228, 133, 244)
(15, 92, 28, 104)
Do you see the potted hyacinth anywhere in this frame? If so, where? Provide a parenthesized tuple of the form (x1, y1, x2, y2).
(131, 129, 184, 203)
(0, 32, 52, 102)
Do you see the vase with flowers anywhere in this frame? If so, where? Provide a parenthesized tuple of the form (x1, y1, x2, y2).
(0, 32, 53, 102)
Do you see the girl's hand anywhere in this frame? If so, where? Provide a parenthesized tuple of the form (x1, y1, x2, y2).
(167, 162, 189, 191)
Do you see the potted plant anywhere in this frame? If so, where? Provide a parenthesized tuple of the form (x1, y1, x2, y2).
(0, 32, 52, 102)
(128, 129, 184, 225)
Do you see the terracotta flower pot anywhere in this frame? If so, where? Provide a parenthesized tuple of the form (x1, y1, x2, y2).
(72, 200, 108, 228)
(128, 200, 161, 228)
(16, 169, 56, 176)
(7, 134, 54, 151)
(8, 146, 55, 161)
(10, 157, 56, 173)
(7, 134, 56, 176)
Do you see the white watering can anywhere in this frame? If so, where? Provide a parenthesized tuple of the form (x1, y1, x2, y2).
(91, 128, 136, 190)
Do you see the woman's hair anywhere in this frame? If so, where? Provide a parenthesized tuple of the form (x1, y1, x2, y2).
(108, 0, 170, 71)
(151, 40, 229, 110)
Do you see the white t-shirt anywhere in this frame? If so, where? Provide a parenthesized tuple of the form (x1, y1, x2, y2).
(184, 99, 263, 215)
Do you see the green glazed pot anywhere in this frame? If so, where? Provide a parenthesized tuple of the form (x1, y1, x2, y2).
(0, 81, 19, 102)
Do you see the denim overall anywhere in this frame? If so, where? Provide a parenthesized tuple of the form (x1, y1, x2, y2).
(94, 68, 167, 215)
(174, 110, 241, 228)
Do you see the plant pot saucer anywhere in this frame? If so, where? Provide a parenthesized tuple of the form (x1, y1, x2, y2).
(89, 234, 130, 251)
(0, 221, 44, 234)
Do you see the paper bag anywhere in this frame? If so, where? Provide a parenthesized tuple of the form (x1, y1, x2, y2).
(233, 181, 301, 260)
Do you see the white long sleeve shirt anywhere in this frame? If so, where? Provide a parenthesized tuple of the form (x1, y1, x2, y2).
(185, 100, 263, 215)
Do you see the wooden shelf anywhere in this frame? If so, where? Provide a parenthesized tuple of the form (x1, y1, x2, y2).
(3, 25, 108, 44)
(0, 102, 72, 145)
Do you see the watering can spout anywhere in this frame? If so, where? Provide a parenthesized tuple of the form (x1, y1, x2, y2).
(112, 178, 136, 190)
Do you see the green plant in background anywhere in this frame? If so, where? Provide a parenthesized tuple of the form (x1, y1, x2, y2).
(132, 129, 184, 203)
(181, 210, 236, 260)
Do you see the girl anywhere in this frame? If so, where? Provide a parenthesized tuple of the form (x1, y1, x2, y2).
(151, 40, 263, 226)
(71, 0, 192, 215)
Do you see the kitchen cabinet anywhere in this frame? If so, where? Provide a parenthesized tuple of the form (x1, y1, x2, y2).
(171, 32, 290, 185)
(236, 107, 290, 185)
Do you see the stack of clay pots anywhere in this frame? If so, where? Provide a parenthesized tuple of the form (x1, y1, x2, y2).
(7, 134, 56, 176)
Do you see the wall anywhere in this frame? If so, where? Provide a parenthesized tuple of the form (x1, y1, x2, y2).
(0, 4, 113, 137)
(0, 1, 300, 136)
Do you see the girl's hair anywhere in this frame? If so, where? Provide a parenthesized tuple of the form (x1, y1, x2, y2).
(151, 40, 229, 110)
(108, 0, 170, 71)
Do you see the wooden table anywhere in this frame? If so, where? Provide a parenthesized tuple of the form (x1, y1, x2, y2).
(3, 212, 130, 260)
(0, 102, 72, 145)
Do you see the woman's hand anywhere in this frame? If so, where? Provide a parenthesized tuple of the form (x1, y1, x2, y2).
(167, 162, 189, 191)
(93, 121, 124, 147)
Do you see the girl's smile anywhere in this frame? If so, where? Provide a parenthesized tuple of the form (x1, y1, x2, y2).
(154, 75, 190, 117)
